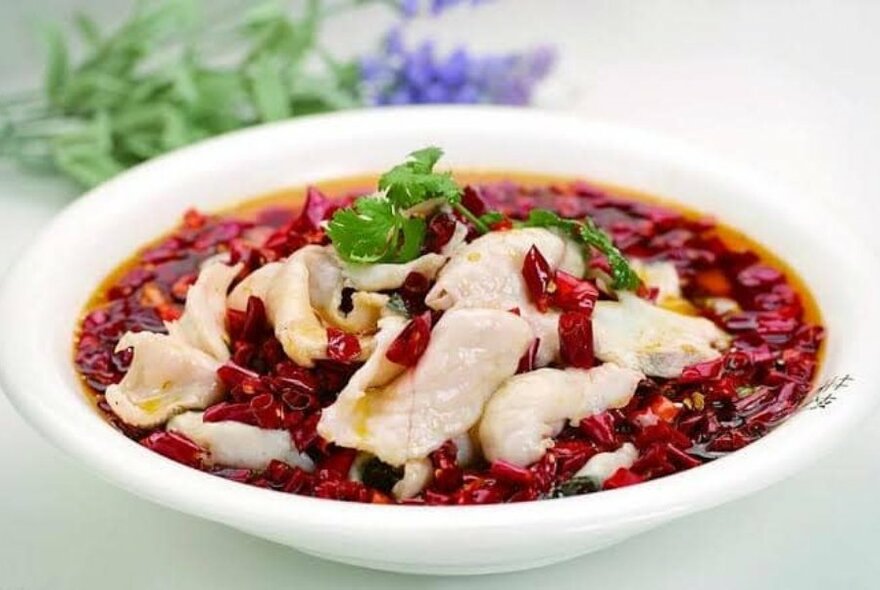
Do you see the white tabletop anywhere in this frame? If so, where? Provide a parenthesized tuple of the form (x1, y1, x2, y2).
(2, 1, 879, 587)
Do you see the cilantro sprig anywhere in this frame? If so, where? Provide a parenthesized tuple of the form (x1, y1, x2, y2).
(522, 208, 640, 290)
(326, 195, 426, 264)
(328, 146, 486, 264)
(378, 146, 461, 208)
(379, 146, 489, 232)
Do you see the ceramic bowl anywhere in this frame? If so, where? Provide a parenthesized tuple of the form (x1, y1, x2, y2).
(0, 107, 877, 575)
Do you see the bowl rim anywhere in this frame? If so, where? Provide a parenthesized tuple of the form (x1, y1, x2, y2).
(1, 105, 878, 538)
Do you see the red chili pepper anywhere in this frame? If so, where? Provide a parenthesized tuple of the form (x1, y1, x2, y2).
(217, 362, 265, 395)
(579, 412, 617, 449)
(250, 393, 283, 429)
(203, 401, 258, 426)
(266, 459, 294, 484)
(650, 396, 680, 422)
(558, 311, 595, 369)
(241, 296, 267, 341)
(490, 217, 513, 231)
(140, 431, 204, 468)
(318, 447, 359, 479)
(326, 327, 361, 362)
(551, 270, 599, 313)
(602, 468, 645, 490)
(489, 460, 534, 486)
(386, 311, 433, 367)
(426, 213, 457, 253)
(170, 272, 197, 302)
(461, 185, 489, 217)
(291, 186, 336, 233)
(679, 357, 724, 383)
(226, 309, 247, 341)
(522, 245, 554, 312)
(183, 208, 207, 229)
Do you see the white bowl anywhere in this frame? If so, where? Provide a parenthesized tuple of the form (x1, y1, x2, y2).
(0, 107, 876, 575)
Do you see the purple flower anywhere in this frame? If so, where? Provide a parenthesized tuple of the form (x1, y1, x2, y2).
(398, 0, 489, 18)
(399, 0, 421, 17)
(359, 32, 556, 107)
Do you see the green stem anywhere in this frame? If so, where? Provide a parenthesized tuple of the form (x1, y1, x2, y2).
(452, 202, 490, 234)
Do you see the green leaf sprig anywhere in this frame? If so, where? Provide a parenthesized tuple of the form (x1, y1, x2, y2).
(325, 194, 426, 264)
(549, 476, 599, 498)
(0, 0, 384, 188)
(379, 146, 489, 232)
(328, 146, 471, 263)
(378, 146, 460, 208)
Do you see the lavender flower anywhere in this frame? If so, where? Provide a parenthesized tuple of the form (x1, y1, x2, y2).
(359, 30, 555, 106)
(399, 0, 488, 17)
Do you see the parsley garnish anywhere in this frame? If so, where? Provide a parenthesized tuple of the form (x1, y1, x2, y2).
(385, 293, 411, 317)
(326, 195, 425, 264)
(328, 146, 487, 263)
(360, 457, 403, 495)
(549, 476, 600, 498)
(378, 147, 462, 208)
(522, 208, 640, 290)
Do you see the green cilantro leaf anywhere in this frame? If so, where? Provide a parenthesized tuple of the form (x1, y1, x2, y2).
(378, 146, 462, 209)
(330, 147, 472, 264)
(525, 208, 577, 232)
(549, 476, 600, 498)
(385, 293, 411, 318)
(478, 211, 507, 227)
(326, 195, 426, 264)
(579, 218, 641, 290)
(523, 208, 640, 291)
(360, 457, 403, 495)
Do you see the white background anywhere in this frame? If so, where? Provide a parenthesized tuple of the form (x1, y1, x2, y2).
(1, 1, 878, 587)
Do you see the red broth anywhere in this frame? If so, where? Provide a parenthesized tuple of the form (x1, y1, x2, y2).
(74, 173, 824, 504)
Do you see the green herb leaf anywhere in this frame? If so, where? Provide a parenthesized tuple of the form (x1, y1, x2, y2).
(242, 0, 317, 66)
(247, 54, 291, 122)
(579, 218, 641, 290)
(329, 148, 469, 263)
(396, 215, 428, 261)
(53, 142, 124, 187)
(42, 25, 70, 105)
(288, 74, 360, 112)
(160, 106, 194, 150)
(736, 386, 756, 398)
(550, 476, 600, 498)
(478, 211, 506, 227)
(523, 208, 640, 290)
(73, 12, 103, 48)
(378, 146, 462, 209)
(326, 195, 426, 263)
(524, 208, 572, 230)
(360, 457, 403, 495)
(385, 293, 411, 318)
